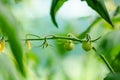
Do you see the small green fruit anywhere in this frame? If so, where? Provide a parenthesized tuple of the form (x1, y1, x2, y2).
(82, 41, 92, 51)
(64, 40, 74, 51)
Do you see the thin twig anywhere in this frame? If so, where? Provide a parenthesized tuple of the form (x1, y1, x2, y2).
(92, 47, 115, 73)
(99, 54, 115, 73)
(5, 35, 101, 43)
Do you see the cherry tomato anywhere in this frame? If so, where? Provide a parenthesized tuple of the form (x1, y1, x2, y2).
(64, 40, 74, 51)
(82, 41, 92, 51)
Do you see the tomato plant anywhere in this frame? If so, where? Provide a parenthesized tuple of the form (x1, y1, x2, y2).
(0, 0, 120, 80)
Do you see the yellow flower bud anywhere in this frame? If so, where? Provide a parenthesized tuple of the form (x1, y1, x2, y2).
(0, 37, 5, 52)
(26, 40, 31, 50)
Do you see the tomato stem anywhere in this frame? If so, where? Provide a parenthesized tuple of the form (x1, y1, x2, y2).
(92, 47, 115, 73)
(4, 34, 101, 43)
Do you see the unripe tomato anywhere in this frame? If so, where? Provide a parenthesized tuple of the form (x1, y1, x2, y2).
(64, 40, 74, 51)
(82, 41, 92, 51)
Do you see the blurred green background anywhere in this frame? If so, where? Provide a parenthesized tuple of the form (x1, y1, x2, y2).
(0, 0, 120, 80)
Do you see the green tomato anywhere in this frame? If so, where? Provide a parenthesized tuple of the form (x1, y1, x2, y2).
(64, 41, 74, 51)
(82, 41, 92, 51)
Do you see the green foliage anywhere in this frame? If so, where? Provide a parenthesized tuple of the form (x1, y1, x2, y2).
(0, 0, 22, 5)
(0, 0, 120, 80)
(98, 30, 120, 72)
(104, 73, 120, 80)
(50, 0, 68, 28)
(113, 6, 120, 16)
(85, 0, 114, 27)
(50, 0, 114, 28)
(0, 3, 25, 76)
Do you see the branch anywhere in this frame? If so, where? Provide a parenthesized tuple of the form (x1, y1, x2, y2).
(5, 34, 101, 43)
(92, 47, 115, 73)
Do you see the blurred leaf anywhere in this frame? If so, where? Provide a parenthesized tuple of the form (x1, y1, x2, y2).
(0, 3, 25, 76)
(85, 0, 114, 27)
(113, 6, 120, 16)
(15, 0, 22, 3)
(98, 30, 120, 72)
(0, 54, 22, 80)
(50, 0, 68, 28)
(26, 52, 39, 69)
(0, 0, 14, 5)
(104, 73, 120, 80)
(78, 17, 101, 39)
(0, 0, 9, 4)
(98, 30, 120, 55)
(112, 15, 120, 22)
(0, 0, 22, 4)
(26, 52, 39, 63)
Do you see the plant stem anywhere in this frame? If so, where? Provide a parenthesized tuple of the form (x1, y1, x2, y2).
(5, 35, 101, 43)
(93, 47, 115, 73)
(99, 54, 115, 73)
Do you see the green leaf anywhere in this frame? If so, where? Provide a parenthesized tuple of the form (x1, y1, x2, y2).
(104, 73, 120, 80)
(113, 6, 120, 16)
(85, 0, 114, 27)
(0, 3, 25, 76)
(50, 0, 68, 28)
(98, 30, 120, 72)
